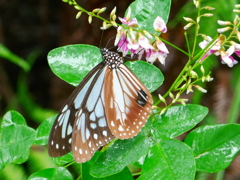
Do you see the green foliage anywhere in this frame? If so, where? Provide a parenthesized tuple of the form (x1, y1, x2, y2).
(128, 0, 171, 34)
(28, 167, 73, 180)
(185, 124, 240, 173)
(48, 44, 163, 92)
(0, 44, 30, 72)
(0, 111, 36, 169)
(48, 44, 102, 87)
(125, 61, 164, 92)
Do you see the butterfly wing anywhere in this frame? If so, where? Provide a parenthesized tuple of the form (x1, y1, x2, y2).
(48, 62, 106, 157)
(72, 66, 115, 163)
(104, 64, 152, 139)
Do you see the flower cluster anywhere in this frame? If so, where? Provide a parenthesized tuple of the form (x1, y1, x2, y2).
(114, 9, 169, 65)
(199, 15, 240, 67)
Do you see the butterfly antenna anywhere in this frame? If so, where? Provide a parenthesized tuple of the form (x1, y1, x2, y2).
(99, 30, 105, 48)
(106, 36, 117, 50)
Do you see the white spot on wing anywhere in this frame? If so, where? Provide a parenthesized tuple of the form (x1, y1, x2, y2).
(74, 75, 96, 109)
(111, 121, 115, 127)
(93, 134, 98, 139)
(118, 125, 124, 131)
(87, 68, 106, 111)
(90, 123, 97, 129)
(102, 130, 107, 136)
(68, 138, 72, 144)
(98, 118, 107, 127)
(61, 110, 70, 138)
(95, 99, 104, 118)
(79, 148, 82, 154)
(86, 128, 90, 140)
(90, 112, 96, 121)
(67, 124, 72, 135)
(80, 113, 86, 143)
(62, 105, 68, 112)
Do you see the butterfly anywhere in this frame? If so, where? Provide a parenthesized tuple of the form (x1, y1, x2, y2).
(48, 48, 152, 163)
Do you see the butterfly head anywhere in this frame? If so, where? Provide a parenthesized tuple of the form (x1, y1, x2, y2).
(101, 48, 123, 69)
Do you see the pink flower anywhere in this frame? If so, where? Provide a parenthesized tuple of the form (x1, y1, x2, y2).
(118, 17, 138, 26)
(220, 46, 238, 67)
(138, 33, 154, 50)
(199, 36, 238, 67)
(114, 14, 169, 65)
(199, 36, 221, 59)
(154, 16, 167, 33)
(146, 40, 169, 65)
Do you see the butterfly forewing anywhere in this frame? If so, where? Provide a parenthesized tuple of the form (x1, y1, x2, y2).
(72, 66, 114, 163)
(48, 63, 105, 157)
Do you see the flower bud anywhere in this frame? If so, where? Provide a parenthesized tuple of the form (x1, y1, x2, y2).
(183, 17, 194, 22)
(200, 65, 205, 75)
(202, 13, 213, 17)
(92, 8, 100, 13)
(74, 6, 81, 10)
(184, 23, 194, 30)
(233, 9, 240, 13)
(76, 11, 82, 19)
(202, 6, 215, 10)
(235, 4, 240, 8)
(158, 94, 166, 104)
(217, 20, 232, 26)
(98, 7, 106, 14)
(110, 7, 116, 16)
(169, 92, 174, 99)
(160, 108, 167, 115)
(193, 0, 199, 8)
(88, 15, 92, 24)
(195, 85, 207, 93)
(186, 85, 193, 94)
(190, 70, 198, 78)
(217, 27, 232, 33)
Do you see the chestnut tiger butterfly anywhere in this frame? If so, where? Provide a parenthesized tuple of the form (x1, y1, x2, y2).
(48, 48, 152, 163)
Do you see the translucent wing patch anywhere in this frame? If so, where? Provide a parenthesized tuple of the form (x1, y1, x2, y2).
(104, 64, 152, 139)
(48, 63, 105, 157)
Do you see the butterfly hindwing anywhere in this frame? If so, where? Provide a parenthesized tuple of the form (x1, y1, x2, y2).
(104, 63, 152, 139)
(48, 62, 106, 157)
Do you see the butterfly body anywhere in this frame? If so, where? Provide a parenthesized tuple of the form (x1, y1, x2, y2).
(48, 48, 152, 163)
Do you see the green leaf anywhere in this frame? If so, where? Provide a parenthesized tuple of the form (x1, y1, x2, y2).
(125, 61, 164, 93)
(0, 44, 30, 72)
(48, 44, 158, 92)
(0, 112, 36, 170)
(27, 167, 73, 180)
(150, 104, 208, 139)
(91, 130, 150, 178)
(185, 124, 240, 173)
(128, 0, 171, 34)
(83, 152, 134, 180)
(1, 110, 26, 127)
(141, 139, 195, 180)
(48, 44, 102, 86)
(35, 115, 56, 145)
(51, 153, 74, 166)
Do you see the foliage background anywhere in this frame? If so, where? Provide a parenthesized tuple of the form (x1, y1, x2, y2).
(0, 0, 239, 179)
